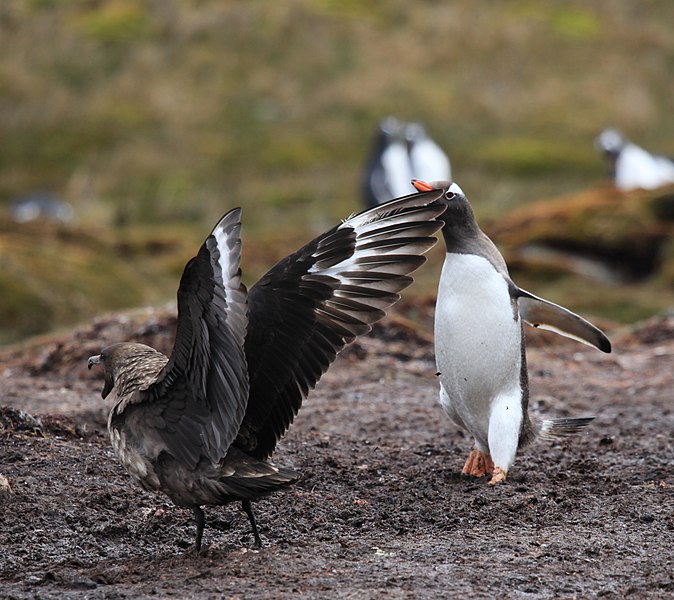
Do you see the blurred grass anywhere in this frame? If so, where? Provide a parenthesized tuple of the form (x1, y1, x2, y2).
(1, 0, 673, 343)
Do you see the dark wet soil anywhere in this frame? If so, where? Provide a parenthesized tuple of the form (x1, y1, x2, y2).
(1, 309, 672, 599)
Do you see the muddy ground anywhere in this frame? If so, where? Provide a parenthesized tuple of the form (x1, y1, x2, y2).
(0, 308, 672, 599)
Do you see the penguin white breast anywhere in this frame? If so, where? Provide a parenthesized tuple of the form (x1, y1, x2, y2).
(381, 141, 413, 198)
(409, 140, 451, 182)
(435, 253, 523, 441)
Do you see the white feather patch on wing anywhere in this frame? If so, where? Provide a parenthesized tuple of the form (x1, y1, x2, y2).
(308, 195, 443, 280)
(210, 209, 248, 344)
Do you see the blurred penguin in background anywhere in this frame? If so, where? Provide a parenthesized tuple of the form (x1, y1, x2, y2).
(362, 117, 450, 208)
(405, 122, 451, 189)
(595, 129, 674, 191)
(10, 193, 74, 224)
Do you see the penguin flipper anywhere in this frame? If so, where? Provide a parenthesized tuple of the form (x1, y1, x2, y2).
(517, 290, 611, 353)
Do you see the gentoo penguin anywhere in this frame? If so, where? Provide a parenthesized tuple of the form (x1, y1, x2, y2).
(362, 117, 414, 208)
(88, 189, 446, 551)
(405, 122, 451, 185)
(412, 179, 611, 485)
(362, 118, 451, 208)
(595, 128, 674, 191)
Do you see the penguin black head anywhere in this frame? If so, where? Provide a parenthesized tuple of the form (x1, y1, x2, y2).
(595, 128, 625, 159)
(412, 179, 481, 250)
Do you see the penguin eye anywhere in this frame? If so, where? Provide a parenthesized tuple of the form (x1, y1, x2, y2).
(444, 190, 455, 200)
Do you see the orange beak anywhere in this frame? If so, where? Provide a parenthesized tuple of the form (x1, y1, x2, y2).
(411, 179, 434, 193)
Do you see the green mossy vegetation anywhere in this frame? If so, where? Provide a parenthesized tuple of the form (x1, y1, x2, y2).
(1, 1, 673, 343)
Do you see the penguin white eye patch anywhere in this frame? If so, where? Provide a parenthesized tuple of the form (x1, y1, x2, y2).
(447, 182, 465, 197)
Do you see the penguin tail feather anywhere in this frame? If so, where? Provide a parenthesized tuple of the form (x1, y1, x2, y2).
(539, 417, 595, 439)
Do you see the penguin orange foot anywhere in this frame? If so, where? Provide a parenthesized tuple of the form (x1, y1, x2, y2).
(488, 467, 507, 485)
(462, 449, 494, 477)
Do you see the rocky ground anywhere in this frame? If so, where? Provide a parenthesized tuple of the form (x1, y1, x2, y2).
(0, 308, 672, 599)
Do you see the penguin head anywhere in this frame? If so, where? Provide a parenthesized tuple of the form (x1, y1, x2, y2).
(404, 122, 427, 144)
(595, 128, 626, 157)
(411, 179, 480, 250)
(412, 179, 466, 205)
(379, 116, 403, 137)
(371, 117, 405, 157)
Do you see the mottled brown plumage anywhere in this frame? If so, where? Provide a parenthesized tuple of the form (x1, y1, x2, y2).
(88, 191, 446, 551)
